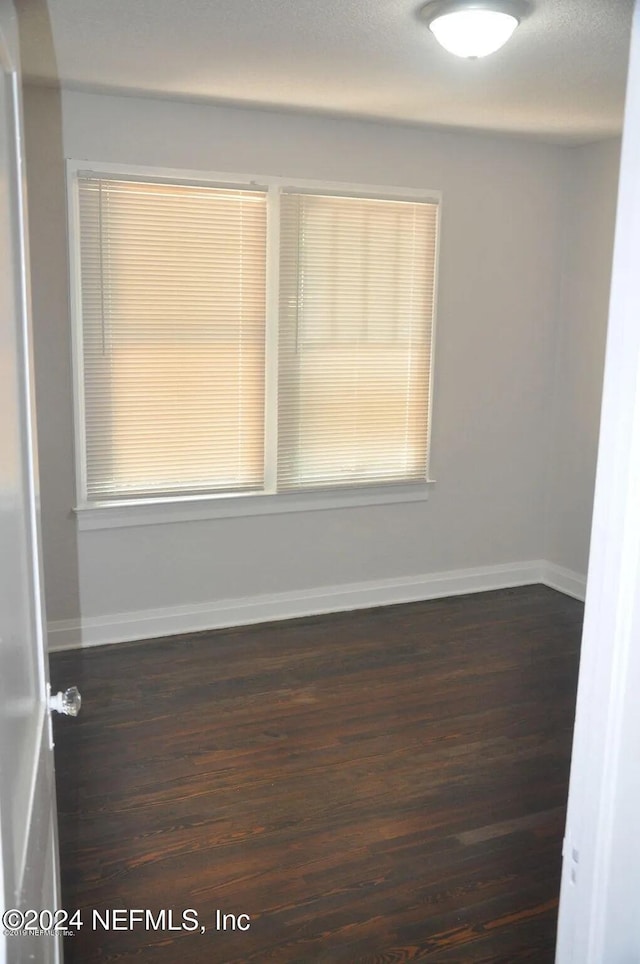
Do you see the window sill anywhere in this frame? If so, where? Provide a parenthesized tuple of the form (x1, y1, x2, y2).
(74, 482, 436, 531)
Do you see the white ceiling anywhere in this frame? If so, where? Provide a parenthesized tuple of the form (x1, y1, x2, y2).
(19, 0, 633, 144)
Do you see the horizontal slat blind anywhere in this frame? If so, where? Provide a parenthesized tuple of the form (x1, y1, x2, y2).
(77, 176, 267, 501)
(278, 192, 438, 491)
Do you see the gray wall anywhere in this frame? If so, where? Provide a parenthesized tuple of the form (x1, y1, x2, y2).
(22, 85, 618, 630)
(23, 84, 81, 625)
(545, 139, 621, 575)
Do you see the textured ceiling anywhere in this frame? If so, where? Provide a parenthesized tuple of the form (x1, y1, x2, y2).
(18, 0, 633, 143)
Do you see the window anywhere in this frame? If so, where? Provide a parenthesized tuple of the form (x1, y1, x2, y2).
(70, 165, 439, 518)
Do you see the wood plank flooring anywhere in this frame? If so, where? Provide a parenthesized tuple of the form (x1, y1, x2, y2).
(50, 585, 583, 963)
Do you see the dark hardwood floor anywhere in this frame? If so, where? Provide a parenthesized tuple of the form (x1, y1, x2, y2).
(50, 585, 583, 963)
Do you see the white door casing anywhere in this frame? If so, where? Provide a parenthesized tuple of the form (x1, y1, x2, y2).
(0, 2, 62, 963)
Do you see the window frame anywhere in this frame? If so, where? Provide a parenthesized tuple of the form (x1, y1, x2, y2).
(67, 160, 441, 530)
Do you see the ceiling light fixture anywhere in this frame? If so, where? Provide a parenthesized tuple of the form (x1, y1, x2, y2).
(420, 1, 523, 59)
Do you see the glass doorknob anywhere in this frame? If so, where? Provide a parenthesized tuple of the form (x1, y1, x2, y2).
(49, 686, 82, 717)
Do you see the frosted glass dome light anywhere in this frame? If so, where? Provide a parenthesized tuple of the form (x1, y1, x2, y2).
(423, 2, 521, 59)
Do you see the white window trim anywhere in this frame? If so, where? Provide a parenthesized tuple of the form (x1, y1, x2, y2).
(66, 159, 441, 530)
(74, 482, 436, 530)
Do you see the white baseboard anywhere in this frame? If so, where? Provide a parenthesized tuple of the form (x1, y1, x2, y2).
(540, 562, 587, 601)
(46, 559, 585, 652)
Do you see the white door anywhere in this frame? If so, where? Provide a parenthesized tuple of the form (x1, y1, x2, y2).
(555, 1, 640, 961)
(0, 3, 63, 963)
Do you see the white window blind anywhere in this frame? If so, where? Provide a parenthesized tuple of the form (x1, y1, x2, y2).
(77, 175, 267, 501)
(278, 192, 438, 491)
